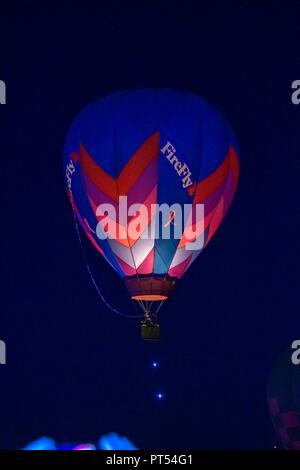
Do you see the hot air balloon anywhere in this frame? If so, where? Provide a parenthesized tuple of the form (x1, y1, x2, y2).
(267, 346, 300, 450)
(64, 89, 239, 339)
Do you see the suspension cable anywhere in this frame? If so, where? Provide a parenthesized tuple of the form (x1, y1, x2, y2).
(72, 209, 144, 319)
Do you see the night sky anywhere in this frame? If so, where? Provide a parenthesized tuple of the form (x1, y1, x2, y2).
(0, 1, 299, 449)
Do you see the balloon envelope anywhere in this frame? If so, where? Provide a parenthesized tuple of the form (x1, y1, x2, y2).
(64, 89, 239, 302)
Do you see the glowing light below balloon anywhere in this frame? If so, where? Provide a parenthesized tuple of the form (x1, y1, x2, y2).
(73, 443, 96, 450)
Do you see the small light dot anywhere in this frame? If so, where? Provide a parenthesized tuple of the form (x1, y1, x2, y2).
(152, 361, 158, 368)
(156, 392, 164, 400)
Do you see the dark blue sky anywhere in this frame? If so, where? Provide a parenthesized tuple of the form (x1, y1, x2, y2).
(0, 1, 299, 449)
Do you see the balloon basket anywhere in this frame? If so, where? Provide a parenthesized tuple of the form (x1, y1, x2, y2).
(141, 323, 160, 341)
